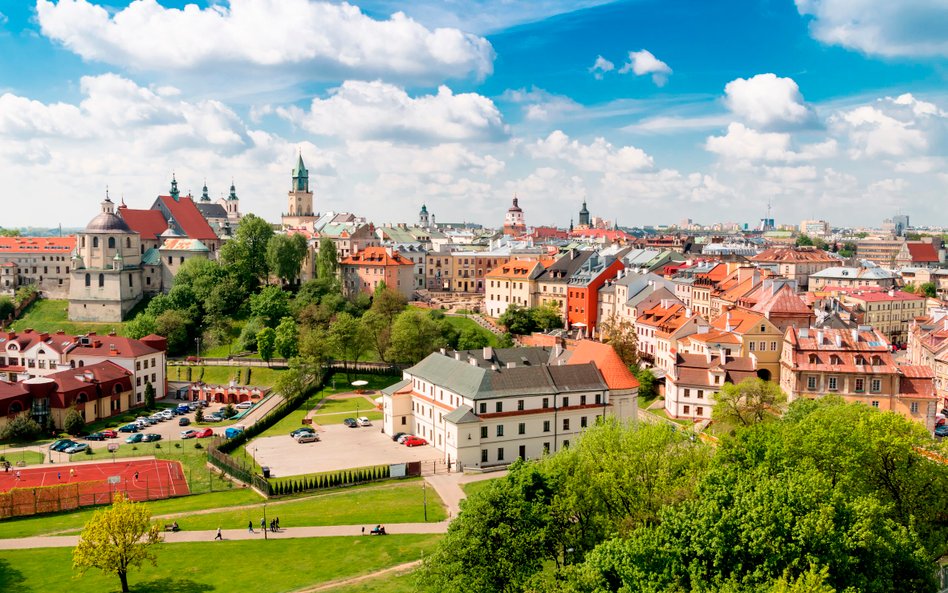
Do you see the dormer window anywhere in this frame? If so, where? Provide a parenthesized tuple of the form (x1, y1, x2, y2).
(808, 354, 818, 364)
(830, 355, 842, 365)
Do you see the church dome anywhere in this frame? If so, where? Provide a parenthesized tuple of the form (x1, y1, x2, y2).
(85, 212, 133, 233)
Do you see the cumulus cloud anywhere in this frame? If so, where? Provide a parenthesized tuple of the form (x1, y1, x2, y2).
(619, 49, 672, 86)
(831, 93, 944, 158)
(502, 87, 582, 122)
(278, 80, 507, 143)
(589, 55, 615, 80)
(36, 0, 494, 83)
(795, 0, 948, 58)
(705, 123, 836, 162)
(529, 130, 654, 172)
(724, 74, 815, 129)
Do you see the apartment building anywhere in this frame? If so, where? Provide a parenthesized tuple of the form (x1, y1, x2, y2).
(535, 250, 594, 318)
(0, 237, 76, 298)
(857, 238, 905, 266)
(484, 258, 554, 318)
(808, 266, 900, 291)
(339, 246, 415, 300)
(664, 351, 759, 420)
(750, 247, 839, 289)
(836, 289, 926, 345)
(907, 310, 948, 408)
(635, 300, 708, 369)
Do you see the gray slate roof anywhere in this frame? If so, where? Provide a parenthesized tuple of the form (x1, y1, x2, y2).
(381, 378, 411, 396)
(443, 405, 480, 424)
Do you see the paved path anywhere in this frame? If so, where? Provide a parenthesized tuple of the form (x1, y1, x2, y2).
(423, 470, 506, 517)
(291, 560, 422, 592)
(0, 522, 449, 550)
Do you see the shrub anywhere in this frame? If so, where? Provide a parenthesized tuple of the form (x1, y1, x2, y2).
(194, 442, 203, 449)
(63, 409, 85, 436)
(0, 412, 42, 442)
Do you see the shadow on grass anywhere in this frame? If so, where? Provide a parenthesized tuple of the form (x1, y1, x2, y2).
(0, 559, 29, 592)
(133, 577, 214, 593)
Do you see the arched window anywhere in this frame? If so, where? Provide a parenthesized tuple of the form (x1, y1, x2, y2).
(98, 273, 104, 288)
(77, 392, 88, 403)
(78, 360, 84, 367)
(85, 273, 90, 287)
(114, 384, 123, 394)
(8, 402, 21, 414)
(93, 237, 99, 248)
(70, 360, 76, 368)
(81, 236, 85, 248)
(126, 237, 131, 249)
(108, 237, 115, 249)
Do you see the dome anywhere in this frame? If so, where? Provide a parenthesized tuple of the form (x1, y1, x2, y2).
(85, 212, 133, 233)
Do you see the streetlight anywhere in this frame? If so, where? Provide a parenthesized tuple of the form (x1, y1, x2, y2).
(263, 502, 268, 540)
(195, 337, 201, 359)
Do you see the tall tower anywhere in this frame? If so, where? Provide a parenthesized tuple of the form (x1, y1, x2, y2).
(200, 180, 210, 202)
(282, 153, 317, 229)
(419, 204, 430, 227)
(578, 200, 590, 227)
(503, 196, 526, 236)
(169, 174, 180, 201)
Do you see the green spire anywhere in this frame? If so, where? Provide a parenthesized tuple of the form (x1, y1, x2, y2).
(170, 173, 180, 201)
(292, 152, 309, 193)
(200, 180, 210, 202)
(228, 181, 238, 201)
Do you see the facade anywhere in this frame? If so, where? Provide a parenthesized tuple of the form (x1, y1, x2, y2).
(749, 247, 838, 289)
(664, 352, 759, 420)
(708, 309, 784, 381)
(381, 345, 638, 470)
(856, 238, 905, 266)
(907, 309, 948, 409)
(799, 219, 830, 236)
(780, 326, 938, 430)
(339, 246, 415, 300)
(894, 240, 942, 268)
(535, 250, 594, 318)
(837, 289, 926, 345)
(0, 237, 76, 297)
(484, 258, 551, 318)
(808, 266, 900, 291)
(44, 361, 136, 429)
(635, 300, 708, 371)
(566, 250, 626, 334)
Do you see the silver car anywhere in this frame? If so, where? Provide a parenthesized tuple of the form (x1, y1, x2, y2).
(296, 433, 320, 443)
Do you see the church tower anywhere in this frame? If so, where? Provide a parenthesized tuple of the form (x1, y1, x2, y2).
(503, 196, 526, 236)
(282, 153, 317, 229)
(419, 204, 430, 227)
(578, 199, 591, 228)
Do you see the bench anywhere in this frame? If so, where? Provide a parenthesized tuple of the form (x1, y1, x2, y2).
(163, 524, 180, 532)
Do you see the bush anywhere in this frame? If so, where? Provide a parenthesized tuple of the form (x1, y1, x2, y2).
(63, 409, 85, 436)
(194, 442, 203, 449)
(195, 408, 204, 423)
(221, 404, 237, 419)
(0, 412, 42, 442)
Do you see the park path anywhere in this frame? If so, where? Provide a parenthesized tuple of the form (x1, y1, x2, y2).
(422, 470, 506, 518)
(0, 521, 449, 550)
(291, 560, 423, 592)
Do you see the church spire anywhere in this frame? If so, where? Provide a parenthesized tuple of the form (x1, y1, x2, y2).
(292, 152, 309, 193)
(228, 180, 238, 201)
(170, 173, 180, 201)
(200, 179, 210, 202)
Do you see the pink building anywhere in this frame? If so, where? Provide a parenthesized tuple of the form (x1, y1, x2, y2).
(340, 246, 415, 300)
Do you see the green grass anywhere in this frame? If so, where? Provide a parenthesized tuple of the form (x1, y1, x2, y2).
(0, 489, 262, 539)
(164, 480, 445, 531)
(441, 314, 499, 346)
(322, 570, 418, 593)
(0, 449, 45, 466)
(168, 365, 286, 387)
(461, 478, 497, 498)
(311, 396, 382, 425)
(10, 298, 129, 336)
(0, 535, 441, 593)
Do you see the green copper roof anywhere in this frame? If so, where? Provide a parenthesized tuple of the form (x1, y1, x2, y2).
(141, 247, 160, 265)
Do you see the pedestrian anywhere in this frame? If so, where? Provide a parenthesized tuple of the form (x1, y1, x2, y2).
(69, 468, 75, 479)
(275, 517, 280, 530)
(215, 527, 222, 541)
(361, 526, 365, 535)
(14, 471, 20, 481)
(260, 517, 266, 531)
(57, 472, 61, 480)
(248, 520, 254, 534)
(134, 471, 139, 481)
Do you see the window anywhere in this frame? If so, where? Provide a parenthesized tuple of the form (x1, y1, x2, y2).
(563, 440, 569, 449)
(98, 273, 104, 288)
(771, 341, 778, 351)
(683, 405, 690, 414)
(495, 402, 502, 413)
(108, 237, 115, 249)
(563, 418, 570, 431)
(481, 449, 488, 463)
(84, 273, 90, 287)
(855, 378, 865, 392)
(543, 443, 550, 454)
(580, 416, 587, 428)
(401, 417, 406, 425)
(871, 400, 879, 408)
(684, 388, 691, 397)
(696, 407, 703, 416)
(563, 397, 569, 407)
(480, 426, 488, 439)
(828, 377, 838, 391)
(542, 398, 549, 409)
(910, 401, 919, 414)
(496, 425, 504, 437)
(871, 379, 881, 392)
(543, 420, 550, 432)
(595, 393, 602, 405)
(93, 237, 99, 248)
(128, 275, 133, 287)
(749, 342, 756, 351)
(759, 341, 766, 351)
(518, 422, 525, 435)
(479, 403, 486, 414)
(497, 448, 504, 461)
(517, 399, 524, 411)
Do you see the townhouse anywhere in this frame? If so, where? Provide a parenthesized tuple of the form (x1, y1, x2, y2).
(750, 247, 839, 290)
(535, 249, 594, 318)
(566, 249, 628, 336)
(664, 351, 759, 421)
(808, 266, 900, 291)
(484, 258, 554, 318)
(907, 310, 948, 407)
(635, 300, 708, 370)
(339, 246, 415, 300)
(0, 236, 76, 297)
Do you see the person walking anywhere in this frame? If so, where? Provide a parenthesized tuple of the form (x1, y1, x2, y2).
(57, 472, 61, 481)
(275, 517, 280, 530)
(14, 470, 20, 481)
(260, 517, 266, 532)
(361, 526, 365, 535)
(69, 468, 75, 479)
(248, 520, 254, 534)
(215, 527, 223, 541)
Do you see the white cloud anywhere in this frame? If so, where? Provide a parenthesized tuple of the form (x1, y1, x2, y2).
(589, 55, 615, 80)
(831, 93, 944, 158)
(0, 11, 8, 27)
(795, 0, 948, 58)
(36, 0, 494, 83)
(619, 49, 672, 86)
(705, 123, 836, 162)
(622, 114, 732, 134)
(529, 130, 653, 172)
(724, 74, 815, 129)
(502, 87, 582, 122)
(278, 80, 507, 143)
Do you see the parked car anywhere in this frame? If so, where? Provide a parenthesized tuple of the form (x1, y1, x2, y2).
(65, 443, 90, 454)
(49, 439, 70, 450)
(296, 433, 320, 443)
(403, 436, 427, 447)
(85, 432, 105, 441)
(935, 424, 948, 438)
(53, 440, 78, 452)
(181, 429, 198, 439)
(126, 433, 144, 444)
(158, 411, 174, 420)
(148, 414, 165, 423)
(178, 417, 191, 426)
(176, 404, 191, 414)
(343, 418, 358, 428)
(102, 429, 118, 439)
(236, 401, 253, 410)
(290, 427, 315, 438)
(119, 423, 139, 433)
(224, 427, 244, 439)
(397, 434, 412, 444)
(391, 432, 406, 442)
(196, 428, 214, 438)
(204, 413, 223, 423)
(142, 433, 162, 443)
(357, 417, 372, 427)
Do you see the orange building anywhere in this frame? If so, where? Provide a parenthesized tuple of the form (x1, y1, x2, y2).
(340, 246, 415, 300)
(566, 251, 626, 336)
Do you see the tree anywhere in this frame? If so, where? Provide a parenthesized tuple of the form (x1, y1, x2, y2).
(457, 326, 490, 350)
(124, 313, 157, 340)
(194, 407, 204, 423)
(63, 409, 85, 436)
(712, 377, 786, 427)
(316, 237, 339, 281)
(267, 233, 309, 286)
(920, 282, 937, 298)
(219, 213, 274, 289)
(370, 283, 407, 325)
(498, 304, 537, 335)
(633, 367, 657, 401)
(274, 316, 299, 359)
(72, 493, 161, 593)
(795, 234, 814, 247)
(361, 310, 393, 362)
(0, 296, 14, 321)
(299, 325, 332, 367)
(903, 283, 917, 294)
(0, 412, 41, 441)
(256, 327, 276, 364)
(221, 404, 237, 419)
(531, 303, 563, 333)
(238, 318, 264, 352)
(250, 285, 291, 328)
(154, 310, 189, 354)
(328, 313, 368, 378)
(386, 310, 446, 364)
(143, 382, 155, 410)
(598, 314, 638, 367)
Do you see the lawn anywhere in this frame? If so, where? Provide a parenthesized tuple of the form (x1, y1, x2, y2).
(168, 364, 286, 387)
(311, 396, 382, 425)
(0, 535, 441, 593)
(9, 298, 130, 337)
(322, 570, 418, 593)
(461, 478, 498, 498)
(440, 314, 499, 347)
(0, 489, 263, 539)
(0, 449, 45, 466)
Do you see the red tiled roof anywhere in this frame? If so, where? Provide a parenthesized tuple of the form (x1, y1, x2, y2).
(157, 196, 218, 241)
(0, 236, 76, 254)
(117, 207, 168, 240)
(46, 360, 132, 396)
(566, 340, 639, 390)
(906, 242, 939, 263)
(0, 329, 77, 354)
(848, 291, 925, 303)
(68, 334, 161, 358)
(0, 379, 29, 401)
(340, 246, 413, 267)
(750, 247, 838, 263)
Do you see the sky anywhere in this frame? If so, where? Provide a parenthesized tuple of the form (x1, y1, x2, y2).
(0, 0, 945, 230)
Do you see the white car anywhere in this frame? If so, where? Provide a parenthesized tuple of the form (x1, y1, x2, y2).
(236, 402, 253, 410)
(357, 416, 372, 426)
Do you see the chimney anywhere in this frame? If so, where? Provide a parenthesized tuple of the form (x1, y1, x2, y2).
(553, 343, 563, 358)
(468, 357, 478, 366)
(705, 349, 712, 364)
(483, 346, 493, 360)
(851, 328, 858, 343)
(816, 330, 824, 345)
(685, 307, 692, 318)
(719, 348, 726, 365)
(454, 351, 462, 361)
(725, 311, 732, 332)
(800, 327, 809, 338)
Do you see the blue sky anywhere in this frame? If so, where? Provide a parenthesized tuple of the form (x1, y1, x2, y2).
(0, 0, 945, 229)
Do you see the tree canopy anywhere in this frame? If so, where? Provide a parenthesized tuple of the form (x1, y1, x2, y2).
(267, 233, 309, 286)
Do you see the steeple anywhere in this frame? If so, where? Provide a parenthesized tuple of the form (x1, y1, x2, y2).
(228, 181, 238, 201)
(578, 199, 590, 226)
(200, 180, 210, 202)
(292, 152, 309, 193)
(170, 173, 180, 201)
(101, 188, 115, 214)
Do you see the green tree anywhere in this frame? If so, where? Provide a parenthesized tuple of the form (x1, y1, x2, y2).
(155, 309, 189, 354)
(221, 404, 237, 419)
(274, 316, 299, 359)
(328, 312, 368, 378)
(299, 325, 332, 367)
(124, 313, 157, 340)
(0, 228, 21, 237)
(256, 327, 276, 364)
(219, 213, 274, 289)
(73, 493, 161, 593)
(316, 237, 339, 281)
(530, 303, 563, 332)
(371, 283, 407, 324)
(361, 310, 393, 362)
(0, 296, 14, 321)
(0, 412, 42, 441)
(386, 310, 446, 363)
(267, 233, 309, 286)
(457, 326, 490, 350)
(920, 282, 937, 298)
(238, 318, 264, 352)
(497, 332, 515, 348)
(63, 409, 84, 436)
(498, 304, 537, 335)
(250, 285, 291, 328)
(194, 407, 204, 423)
(598, 314, 638, 367)
(712, 377, 786, 427)
(795, 234, 814, 247)
(634, 367, 657, 401)
(143, 382, 155, 410)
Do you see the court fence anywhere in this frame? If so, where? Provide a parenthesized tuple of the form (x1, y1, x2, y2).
(0, 477, 178, 519)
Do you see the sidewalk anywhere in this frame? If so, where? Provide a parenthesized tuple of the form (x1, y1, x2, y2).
(423, 470, 507, 517)
(0, 521, 449, 550)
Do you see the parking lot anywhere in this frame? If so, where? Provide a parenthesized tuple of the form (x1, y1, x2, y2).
(250, 424, 442, 477)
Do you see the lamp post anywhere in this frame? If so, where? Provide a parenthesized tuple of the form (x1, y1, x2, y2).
(195, 337, 201, 359)
(263, 502, 268, 540)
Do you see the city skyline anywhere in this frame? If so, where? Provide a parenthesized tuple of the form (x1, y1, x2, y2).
(0, 0, 945, 228)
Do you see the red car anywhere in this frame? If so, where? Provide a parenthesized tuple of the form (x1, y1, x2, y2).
(403, 436, 427, 447)
(101, 429, 118, 439)
(196, 428, 214, 438)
